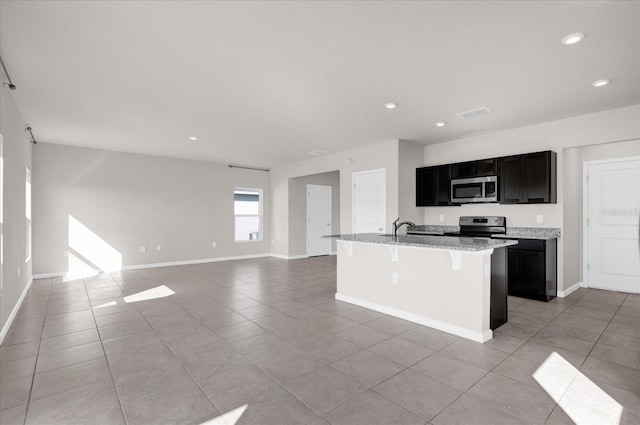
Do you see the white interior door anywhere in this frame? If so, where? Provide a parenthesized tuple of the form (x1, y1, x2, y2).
(585, 157, 640, 293)
(307, 184, 332, 257)
(353, 169, 386, 233)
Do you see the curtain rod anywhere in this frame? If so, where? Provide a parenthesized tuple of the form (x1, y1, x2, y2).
(25, 126, 37, 144)
(0, 55, 16, 90)
(228, 164, 270, 172)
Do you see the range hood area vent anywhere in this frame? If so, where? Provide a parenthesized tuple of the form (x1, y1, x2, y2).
(456, 106, 492, 119)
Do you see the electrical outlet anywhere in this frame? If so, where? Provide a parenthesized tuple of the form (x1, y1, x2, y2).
(156, 245, 161, 251)
(536, 214, 544, 224)
(212, 241, 217, 248)
(140, 246, 146, 253)
(439, 214, 444, 222)
(391, 272, 398, 283)
(17, 267, 20, 278)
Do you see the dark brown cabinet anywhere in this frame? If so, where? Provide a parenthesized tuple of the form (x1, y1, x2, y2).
(416, 165, 455, 206)
(507, 239, 557, 302)
(499, 151, 557, 204)
(452, 158, 498, 179)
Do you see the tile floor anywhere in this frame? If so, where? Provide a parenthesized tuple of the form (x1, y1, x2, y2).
(1, 256, 639, 425)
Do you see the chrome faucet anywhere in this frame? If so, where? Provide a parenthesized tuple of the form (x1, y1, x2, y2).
(393, 218, 416, 237)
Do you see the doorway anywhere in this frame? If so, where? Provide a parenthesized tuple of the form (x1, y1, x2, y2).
(352, 168, 386, 233)
(584, 156, 640, 293)
(307, 184, 332, 257)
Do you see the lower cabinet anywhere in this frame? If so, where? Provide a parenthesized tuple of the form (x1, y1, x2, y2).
(507, 239, 557, 302)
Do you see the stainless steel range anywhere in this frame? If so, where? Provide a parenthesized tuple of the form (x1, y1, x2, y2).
(445, 216, 506, 238)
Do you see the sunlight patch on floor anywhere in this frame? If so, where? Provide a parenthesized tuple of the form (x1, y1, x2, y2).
(533, 351, 623, 425)
(199, 404, 248, 425)
(123, 285, 175, 303)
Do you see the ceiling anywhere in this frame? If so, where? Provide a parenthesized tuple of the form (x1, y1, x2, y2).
(1, 1, 639, 168)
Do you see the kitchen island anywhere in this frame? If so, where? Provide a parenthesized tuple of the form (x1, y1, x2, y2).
(325, 233, 518, 343)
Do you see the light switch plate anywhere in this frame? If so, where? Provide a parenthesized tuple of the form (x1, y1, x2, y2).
(140, 246, 146, 253)
(439, 214, 444, 222)
(536, 214, 544, 223)
(212, 241, 217, 248)
(156, 245, 161, 251)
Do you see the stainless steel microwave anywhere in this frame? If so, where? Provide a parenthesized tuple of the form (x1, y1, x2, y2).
(451, 176, 498, 203)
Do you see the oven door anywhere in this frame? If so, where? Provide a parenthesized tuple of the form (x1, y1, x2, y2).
(451, 178, 485, 203)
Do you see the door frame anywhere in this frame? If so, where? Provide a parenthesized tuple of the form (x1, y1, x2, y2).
(582, 155, 640, 288)
(352, 168, 386, 234)
(306, 184, 332, 257)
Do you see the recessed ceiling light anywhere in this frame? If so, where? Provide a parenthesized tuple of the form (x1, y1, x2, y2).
(309, 149, 328, 156)
(592, 79, 610, 87)
(562, 32, 584, 45)
(188, 136, 198, 141)
(384, 103, 397, 109)
(435, 122, 446, 127)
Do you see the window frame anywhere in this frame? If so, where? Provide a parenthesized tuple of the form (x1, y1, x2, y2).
(233, 187, 263, 243)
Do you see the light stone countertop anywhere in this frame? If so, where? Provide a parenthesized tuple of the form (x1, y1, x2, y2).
(324, 233, 518, 252)
(407, 225, 561, 240)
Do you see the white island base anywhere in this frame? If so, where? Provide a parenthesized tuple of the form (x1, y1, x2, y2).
(335, 240, 505, 343)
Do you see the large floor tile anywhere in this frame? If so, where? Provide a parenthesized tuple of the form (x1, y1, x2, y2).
(323, 390, 424, 425)
(214, 321, 267, 343)
(197, 363, 281, 413)
(331, 349, 404, 388)
(439, 339, 510, 370)
(580, 357, 640, 394)
(283, 366, 367, 415)
(25, 380, 124, 425)
(0, 341, 39, 363)
(590, 341, 640, 370)
(254, 347, 324, 384)
(368, 335, 435, 367)
(102, 330, 163, 356)
(38, 328, 100, 354)
(0, 356, 36, 384)
(412, 352, 488, 392)
(0, 376, 32, 411)
(35, 341, 104, 374)
(432, 394, 531, 425)
(98, 319, 152, 340)
(399, 326, 459, 351)
(0, 403, 27, 425)
(120, 381, 216, 425)
(41, 319, 96, 339)
(374, 368, 461, 421)
(298, 334, 363, 363)
(467, 373, 557, 424)
(178, 345, 248, 380)
(30, 357, 111, 401)
(336, 324, 393, 348)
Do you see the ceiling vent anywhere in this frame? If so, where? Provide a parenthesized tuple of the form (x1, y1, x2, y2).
(455, 106, 492, 119)
(309, 149, 329, 156)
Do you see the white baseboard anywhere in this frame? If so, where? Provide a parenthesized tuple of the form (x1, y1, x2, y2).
(270, 254, 308, 260)
(558, 281, 584, 298)
(335, 292, 492, 343)
(0, 277, 34, 345)
(33, 254, 274, 279)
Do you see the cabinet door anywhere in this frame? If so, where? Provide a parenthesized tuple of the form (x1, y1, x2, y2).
(416, 167, 437, 206)
(499, 156, 523, 203)
(436, 165, 452, 205)
(523, 152, 550, 203)
(508, 249, 545, 295)
(451, 161, 476, 179)
(476, 158, 498, 176)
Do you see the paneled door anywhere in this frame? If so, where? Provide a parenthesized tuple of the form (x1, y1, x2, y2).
(585, 156, 640, 293)
(352, 169, 386, 234)
(307, 184, 332, 257)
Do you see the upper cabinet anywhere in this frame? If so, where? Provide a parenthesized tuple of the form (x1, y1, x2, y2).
(499, 151, 557, 204)
(416, 150, 557, 206)
(451, 158, 497, 179)
(416, 165, 455, 206)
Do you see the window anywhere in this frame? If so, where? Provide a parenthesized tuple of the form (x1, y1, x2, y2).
(234, 188, 262, 242)
(26, 167, 31, 262)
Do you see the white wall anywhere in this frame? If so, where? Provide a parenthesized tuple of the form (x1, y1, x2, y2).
(0, 87, 33, 337)
(288, 171, 340, 257)
(398, 140, 426, 225)
(270, 140, 399, 257)
(421, 104, 640, 291)
(32, 143, 271, 276)
(563, 139, 640, 287)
